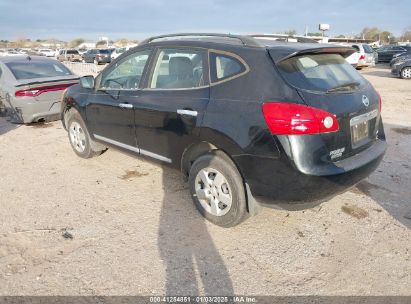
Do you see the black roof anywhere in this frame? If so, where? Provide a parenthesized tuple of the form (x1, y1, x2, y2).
(139, 33, 355, 62)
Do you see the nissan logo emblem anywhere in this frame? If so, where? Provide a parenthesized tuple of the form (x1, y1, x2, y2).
(362, 95, 370, 107)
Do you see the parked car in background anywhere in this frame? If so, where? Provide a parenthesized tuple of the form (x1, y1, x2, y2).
(0, 50, 22, 57)
(377, 45, 411, 63)
(390, 50, 411, 66)
(391, 57, 411, 79)
(57, 49, 82, 62)
(111, 47, 125, 60)
(341, 43, 375, 69)
(39, 49, 56, 57)
(82, 49, 111, 64)
(61, 33, 386, 227)
(0, 56, 78, 123)
(390, 53, 411, 67)
(77, 48, 88, 56)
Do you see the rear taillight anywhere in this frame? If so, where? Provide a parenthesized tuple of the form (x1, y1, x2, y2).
(359, 55, 365, 60)
(15, 83, 75, 97)
(262, 102, 339, 135)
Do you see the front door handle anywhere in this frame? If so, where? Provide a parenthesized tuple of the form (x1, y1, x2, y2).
(177, 109, 198, 117)
(119, 103, 133, 109)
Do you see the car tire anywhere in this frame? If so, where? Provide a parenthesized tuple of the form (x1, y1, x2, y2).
(400, 67, 411, 79)
(188, 151, 248, 227)
(66, 110, 106, 158)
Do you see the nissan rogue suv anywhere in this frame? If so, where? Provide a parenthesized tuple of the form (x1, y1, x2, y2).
(61, 33, 386, 227)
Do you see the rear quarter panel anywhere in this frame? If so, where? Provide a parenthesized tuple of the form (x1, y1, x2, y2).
(201, 46, 302, 158)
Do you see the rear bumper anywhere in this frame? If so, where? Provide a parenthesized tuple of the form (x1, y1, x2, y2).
(234, 139, 386, 204)
(6, 97, 61, 123)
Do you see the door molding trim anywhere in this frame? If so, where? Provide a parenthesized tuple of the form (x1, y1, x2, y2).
(140, 148, 172, 163)
(93, 134, 172, 163)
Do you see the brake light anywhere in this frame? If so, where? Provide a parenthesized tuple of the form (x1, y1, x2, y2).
(262, 102, 339, 135)
(359, 55, 365, 60)
(15, 83, 75, 97)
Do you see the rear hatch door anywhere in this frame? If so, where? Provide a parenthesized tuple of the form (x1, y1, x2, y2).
(270, 47, 381, 160)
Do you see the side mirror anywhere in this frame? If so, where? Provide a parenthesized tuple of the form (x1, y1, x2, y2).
(80, 75, 95, 89)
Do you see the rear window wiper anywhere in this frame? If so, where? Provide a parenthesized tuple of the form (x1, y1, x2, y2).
(326, 81, 360, 93)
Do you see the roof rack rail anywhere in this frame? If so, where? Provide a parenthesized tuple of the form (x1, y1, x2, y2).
(140, 33, 260, 47)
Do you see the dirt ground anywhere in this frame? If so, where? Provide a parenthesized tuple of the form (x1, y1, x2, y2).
(0, 65, 410, 296)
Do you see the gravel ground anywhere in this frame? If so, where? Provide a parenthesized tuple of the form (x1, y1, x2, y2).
(0, 65, 410, 296)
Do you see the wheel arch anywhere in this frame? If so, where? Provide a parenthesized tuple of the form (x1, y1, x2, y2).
(181, 139, 261, 216)
(61, 86, 88, 130)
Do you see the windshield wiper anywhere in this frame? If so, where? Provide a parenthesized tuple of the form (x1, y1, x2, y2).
(326, 81, 360, 93)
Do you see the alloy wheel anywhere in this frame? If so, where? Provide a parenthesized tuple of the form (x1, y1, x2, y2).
(401, 67, 411, 79)
(69, 121, 86, 153)
(195, 167, 233, 216)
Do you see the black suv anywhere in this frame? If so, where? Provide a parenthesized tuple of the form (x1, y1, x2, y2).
(61, 33, 386, 227)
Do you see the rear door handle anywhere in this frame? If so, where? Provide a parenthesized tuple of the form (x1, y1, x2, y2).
(119, 103, 133, 109)
(177, 109, 197, 117)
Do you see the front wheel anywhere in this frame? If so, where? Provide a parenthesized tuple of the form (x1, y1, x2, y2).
(66, 111, 105, 158)
(401, 67, 411, 79)
(189, 151, 248, 227)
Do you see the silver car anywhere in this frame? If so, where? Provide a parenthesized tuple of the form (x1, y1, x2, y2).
(0, 56, 78, 123)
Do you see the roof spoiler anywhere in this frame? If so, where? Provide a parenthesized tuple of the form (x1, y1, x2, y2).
(275, 46, 356, 63)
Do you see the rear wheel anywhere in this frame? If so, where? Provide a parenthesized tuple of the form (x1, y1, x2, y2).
(66, 110, 106, 158)
(189, 151, 248, 227)
(401, 67, 411, 79)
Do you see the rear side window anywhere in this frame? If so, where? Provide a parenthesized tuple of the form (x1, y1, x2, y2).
(277, 53, 367, 93)
(6, 61, 73, 80)
(363, 44, 374, 53)
(210, 52, 247, 82)
(149, 48, 205, 89)
(351, 45, 360, 52)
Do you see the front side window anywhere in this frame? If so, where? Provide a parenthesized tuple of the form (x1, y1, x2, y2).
(210, 52, 247, 83)
(99, 49, 151, 90)
(277, 53, 367, 93)
(149, 48, 205, 89)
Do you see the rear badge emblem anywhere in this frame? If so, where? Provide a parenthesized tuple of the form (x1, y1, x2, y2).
(362, 95, 370, 107)
(330, 147, 345, 160)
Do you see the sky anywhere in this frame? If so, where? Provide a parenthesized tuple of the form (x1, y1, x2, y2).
(0, 0, 409, 41)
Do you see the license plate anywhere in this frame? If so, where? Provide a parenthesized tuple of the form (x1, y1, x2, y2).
(350, 110, 378, 148)
(351, 121, 369, 145)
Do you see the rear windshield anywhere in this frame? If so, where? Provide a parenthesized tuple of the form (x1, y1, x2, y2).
(99, 50, 110, 54)
(277, 53, 367, 93)
(67, 50, 79, 55)
(6, 60, 73, 80)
